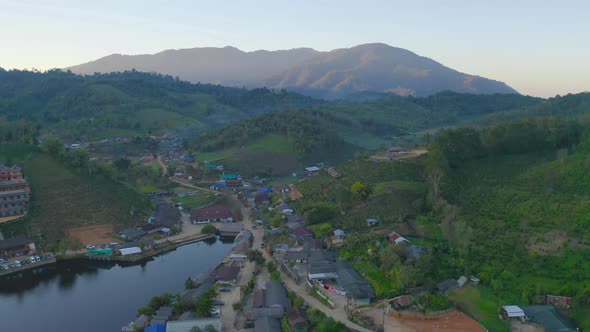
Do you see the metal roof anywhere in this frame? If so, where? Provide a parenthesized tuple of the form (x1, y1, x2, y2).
(120, 247, 142, 256)
(502, 305, 525, 317)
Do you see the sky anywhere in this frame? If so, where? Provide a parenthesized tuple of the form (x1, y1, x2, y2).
(0, 0, 588, 97)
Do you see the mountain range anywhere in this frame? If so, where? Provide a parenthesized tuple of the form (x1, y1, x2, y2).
(66, 43, 517, 98)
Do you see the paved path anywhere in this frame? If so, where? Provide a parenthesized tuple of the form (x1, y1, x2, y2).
(229, 194, 374, 332)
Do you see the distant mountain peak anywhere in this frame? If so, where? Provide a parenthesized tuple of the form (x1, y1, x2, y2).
(66, 43, 517, 98)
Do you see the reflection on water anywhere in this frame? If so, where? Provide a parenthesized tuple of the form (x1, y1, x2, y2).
(0, 238, 232, 332)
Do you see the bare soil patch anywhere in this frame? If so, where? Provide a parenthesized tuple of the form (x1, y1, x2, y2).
(66, 224, 117, 245)
(395, 310, 485, 332)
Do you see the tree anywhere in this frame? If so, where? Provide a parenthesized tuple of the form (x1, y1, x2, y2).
(351, 181, 371, 201)
(205, 325, 218, 332)
(114, 157, 132, 171)
(201, 224, 217, 234)
(185, 277, 196, 290)
(42, 136, 65, 158)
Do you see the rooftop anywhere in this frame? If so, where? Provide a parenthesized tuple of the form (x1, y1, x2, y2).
(191, 206, 233, 220)
(0, 235, 33, 250)
(522, 305, 577, 332)
(166, 318, 221, 332)
(254, 316, 281, 332)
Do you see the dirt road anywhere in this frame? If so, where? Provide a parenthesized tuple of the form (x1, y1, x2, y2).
(156, 155, 168, 176)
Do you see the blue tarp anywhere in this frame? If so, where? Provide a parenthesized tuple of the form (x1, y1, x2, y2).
(145, 324, 166, 332)
(214, 181, 227, 187)
(182, 156, 195, 162)
(257, 187, 272, 193)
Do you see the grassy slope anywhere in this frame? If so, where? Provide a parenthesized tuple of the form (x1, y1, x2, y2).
(448, 286, 509, 332)
(23, 154, 151, 242)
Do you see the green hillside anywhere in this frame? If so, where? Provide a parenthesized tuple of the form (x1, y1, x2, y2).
(424, 118, 590, 329)
(0, 68, 319, 140)
(0, 144, 152, 243)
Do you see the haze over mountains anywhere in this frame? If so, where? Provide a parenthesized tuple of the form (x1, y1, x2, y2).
(67, 43, 518, 98)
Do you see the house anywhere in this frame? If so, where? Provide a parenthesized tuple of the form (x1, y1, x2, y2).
(0, 235, 36, 256)
(278, 203, 294, 215)
(287, 221, 304, 231)
(545, 295, 573, 309)
(303, 239, 323, 251)
(521, 305, 577, 332)
(191, 207, 234, 223)
(254, 316, 281, 332)
(0, 165, 25, 182)
(0, 179, 30, 194)
(120, 247, 142, 256)
(388, 231, 409, 244)
(122, 314, 149, 331)
(257, 187, 273, 194)
(220, 173, 240, 180)
(0, 189, 29, 218)
(155, 204, 181, 228)
(272, 244, 289, 254)
(215, 265, 240, 284)
(265, 281, 291, 309)
(287, 307, 308, 332)
(181, 155, 195, 162)
(219, 223, 244, 239)
(119, 228, 146, 241)
(166, 318, 221, 332)
(141, 239, 157, 250)
(254, 193, 270, 206)
(304, 166, 320, 174)
(254, 288, 266, 308)
(470, 275, 480, 285)
(501, 305, 525, 320)
(265, 227, 283, 237)
(367, 218, 378, 227)
(437, 279, 459, 293)
(141, 223, 164, 234)
(290, 227, 314, 241)
(144, 324, 166, 332)
(252, 281, 291, 320)
(287, 214, 304, 223)
(334, 261, 375, 304)
(333, 229, 345, 239)
(457, 275, 468, 288)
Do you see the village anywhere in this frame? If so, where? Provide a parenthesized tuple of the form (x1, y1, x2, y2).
(0, 135, 581, 332)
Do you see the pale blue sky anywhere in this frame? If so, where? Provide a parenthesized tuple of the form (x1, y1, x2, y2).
(1, 0, 588, 97)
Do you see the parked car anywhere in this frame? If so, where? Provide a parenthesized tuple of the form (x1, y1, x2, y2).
(210, 308, 220, 316)
(212, 299, 225, 306)
(0, 258, 5, 264)
(219, 287, 231, 292)
(260, 243, 266, 248)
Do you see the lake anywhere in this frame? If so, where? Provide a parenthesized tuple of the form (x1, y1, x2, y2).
(0, 237, 232, 332)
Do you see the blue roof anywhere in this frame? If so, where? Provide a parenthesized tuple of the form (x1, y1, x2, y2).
(204, 163, 218, 168)
(221, 173, 239, 180)
(145, 324, 166, 332)
(182, 156, 195, 161)
(214, 181, 227, 187)
(257, 187, 272, 193)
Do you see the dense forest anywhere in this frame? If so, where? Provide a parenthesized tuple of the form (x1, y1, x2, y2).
(191, 110, 352, 158)
(0, 68, 320, 139)
(423, 118, 590, 328)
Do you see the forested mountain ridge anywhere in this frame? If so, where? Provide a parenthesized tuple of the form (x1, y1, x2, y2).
(0, 68, 320, 140)
(66, 43, 518, 98)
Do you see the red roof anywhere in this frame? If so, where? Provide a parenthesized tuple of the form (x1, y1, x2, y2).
(388, 232, 401, 241)
(253, 289, 265, 308)
(215, 266, 240, 282)
(191, 206, 233, 220)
